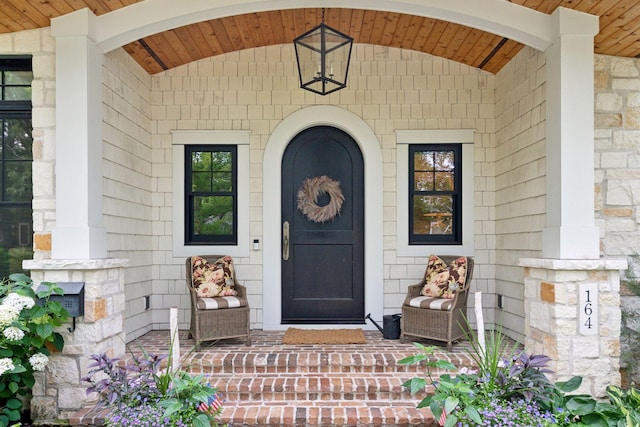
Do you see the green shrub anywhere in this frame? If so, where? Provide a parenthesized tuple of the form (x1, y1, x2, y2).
(400, 323, 640, 427)
(604, 385, 640, 427)
(0, 273, 69, 427)
(83, 347, 226, 427)
(621, 254, 640, 387)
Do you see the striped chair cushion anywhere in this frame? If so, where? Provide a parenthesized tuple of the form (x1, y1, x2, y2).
(196, 296, 247, 310)
(405, 296, 454, 311)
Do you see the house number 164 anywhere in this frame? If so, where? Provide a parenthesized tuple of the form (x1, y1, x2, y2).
(578, 283, 598, 335)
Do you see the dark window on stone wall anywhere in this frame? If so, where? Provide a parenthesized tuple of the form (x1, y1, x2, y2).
(0, 56, 33, 278)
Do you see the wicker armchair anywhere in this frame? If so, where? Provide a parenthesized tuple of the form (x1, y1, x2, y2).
(401, 256, 474, 351)
(186, 255, 251, 348)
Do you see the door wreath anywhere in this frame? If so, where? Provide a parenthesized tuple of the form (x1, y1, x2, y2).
(297, 175, 345, 223)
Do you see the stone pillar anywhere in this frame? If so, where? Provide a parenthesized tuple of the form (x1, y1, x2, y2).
(520, 258, 626, 398)
(23, 259, 128, 421)
(542, 8, 600, 259)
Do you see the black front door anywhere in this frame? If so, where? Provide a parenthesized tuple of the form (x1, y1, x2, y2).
(281, 126, 364, 323)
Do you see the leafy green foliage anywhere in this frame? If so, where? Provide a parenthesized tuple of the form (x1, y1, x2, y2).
(399, 343, 483, 426)
(0, 273, 69, 426)
(604, 385, 640, 427)
(400, 325, 640, 427)
(412, 149, 457, 235)
(2, 117, 33, 202)
(83, 340, 227, 427)
(0, 117, 34, 280)
(621, 254, 640, 385)
(189, 148, 235, 238)
(194, 196, 234, 236)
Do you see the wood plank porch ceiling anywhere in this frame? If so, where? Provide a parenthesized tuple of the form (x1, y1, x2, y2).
(0, 1, 637, 74)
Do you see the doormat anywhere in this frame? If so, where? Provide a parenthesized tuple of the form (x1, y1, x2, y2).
(282, 328, 366, 345)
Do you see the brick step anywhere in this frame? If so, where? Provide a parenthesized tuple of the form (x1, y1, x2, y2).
(180, 350, 472, 375)
(208, 374, 431, 402)
(183, 348, 462, 426)
(69, 397, 436, 427)
(219, 401, 437, 427)
(68, 330, 481, 427)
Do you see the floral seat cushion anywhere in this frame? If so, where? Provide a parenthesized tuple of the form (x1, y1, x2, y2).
(196, 296, 247, 310)
(191, 255, 238, 298)
(420, 255, 468, 299)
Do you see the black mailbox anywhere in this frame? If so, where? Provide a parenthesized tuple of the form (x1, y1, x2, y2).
(37, 282, 85, 317)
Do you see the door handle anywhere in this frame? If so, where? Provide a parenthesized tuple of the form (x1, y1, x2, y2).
(282, 221, 290, 261)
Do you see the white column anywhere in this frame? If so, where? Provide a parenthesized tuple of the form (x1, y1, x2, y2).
(542, 8, 600, 259)
(50, 9, 107, 259)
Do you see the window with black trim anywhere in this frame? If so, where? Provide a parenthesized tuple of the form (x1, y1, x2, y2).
(185, 145, 237, 245)
(409, 144, 462, 244)
(0, 56, 33, 278)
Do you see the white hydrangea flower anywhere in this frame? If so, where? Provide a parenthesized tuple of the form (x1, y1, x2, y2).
(2, 292, 35, 311)
(0, 305, 20, 328)
(2, 326, 24, 341)
(0, 357, 15, 376)
(29, 353, 49, 372)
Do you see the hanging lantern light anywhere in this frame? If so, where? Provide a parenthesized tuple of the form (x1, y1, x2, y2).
(293, 9, 353, 96)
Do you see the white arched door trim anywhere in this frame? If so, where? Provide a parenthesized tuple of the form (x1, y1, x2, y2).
(262, 106, 383, 330)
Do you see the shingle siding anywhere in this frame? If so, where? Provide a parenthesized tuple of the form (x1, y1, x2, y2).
(494, 46, 547, 341)
(147, 44, 495, 332)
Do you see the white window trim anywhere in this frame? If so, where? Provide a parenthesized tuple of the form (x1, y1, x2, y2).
(172, 130, 250, 257)
(396, 130, 475, 257)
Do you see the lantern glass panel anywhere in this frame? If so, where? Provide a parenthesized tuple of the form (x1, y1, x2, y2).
(294, 23, 353, 95)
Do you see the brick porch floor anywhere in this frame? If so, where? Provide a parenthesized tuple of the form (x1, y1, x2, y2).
(70, 329, 484, 427)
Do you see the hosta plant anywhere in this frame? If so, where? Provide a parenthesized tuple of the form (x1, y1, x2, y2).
(605, 385, 640, 427)
(0, 273, 69, 427)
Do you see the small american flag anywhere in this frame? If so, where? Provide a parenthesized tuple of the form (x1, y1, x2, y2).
(198, 393, 223, 415)
(438, 408, 447, 426)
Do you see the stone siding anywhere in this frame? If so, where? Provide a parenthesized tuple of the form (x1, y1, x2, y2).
(521, 258, 625, 398)
(0, 28, 57, 259)
(595, 55, 640, 256)
(24, 258, 128, 420)
(595, 54, 640, 385)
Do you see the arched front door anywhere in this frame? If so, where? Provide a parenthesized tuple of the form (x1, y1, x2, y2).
(281, 126, 365, 324)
